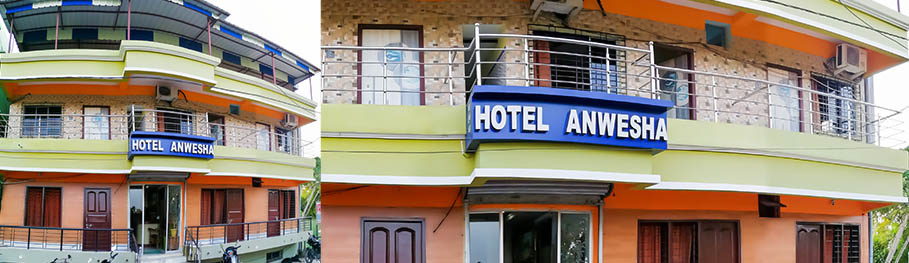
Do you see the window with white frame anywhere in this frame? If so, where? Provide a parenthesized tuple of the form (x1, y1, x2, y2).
(469, 211, 591, 263)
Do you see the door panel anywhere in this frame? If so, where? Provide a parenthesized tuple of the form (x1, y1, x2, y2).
(698, 222, 738, 263)
(225, 189, 244, 242)
(83, 189, 112, 252)
(362, 220, 424, 263)
(797, 224, 822, 263)
(267, 190, 280, 237)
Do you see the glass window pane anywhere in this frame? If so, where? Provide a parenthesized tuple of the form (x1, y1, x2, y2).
(470, 213, 500, 263)
(560, 213, 590, 263)
(166, 185, 181, 251)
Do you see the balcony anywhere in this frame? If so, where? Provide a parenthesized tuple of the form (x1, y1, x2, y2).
(184, 217, 313, 262)
(0, 225, 137, 261)
(0, 108, 311, 156)
(321, 30, 905, 148)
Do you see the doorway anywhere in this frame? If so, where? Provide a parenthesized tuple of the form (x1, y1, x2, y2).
(129, 184, 182, 254)
(654, 44, 695, 120)
(468, 211, 592, 263)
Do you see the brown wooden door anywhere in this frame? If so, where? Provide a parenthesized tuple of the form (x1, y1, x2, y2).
(361, 219, 425, 263)
(698, 222, 738, 263)
(267, 190, 281, 237)
(83, 188, 111, 252)
(225, 189, 244, 242)
(797, 224, 823, 263)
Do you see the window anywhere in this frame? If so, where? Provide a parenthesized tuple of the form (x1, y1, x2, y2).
(638, 221, 739, 263)
(22, 105, 63, 138)
(259, 64, 274, 76)
(796, 223, 860, 263)
(256, 123, 271, 151)
(275, 128, 295, 154)
(362, 219, 425, 263)
(358, 25, 423, 105)
(179, 37, 203, 53)
(25, 187, 62, 227)
(266, 250, 283, 262)
(468, 211, 591, 263)
(83, 106, 110, 140)
(200, 189, 244, 225)
(130, 29, 154, 41)
(531, 28, 624, 93)
(208, 114, 225, 146)
(72, 28, 99, 41)
(705, 21, 730, 48)
(156, 108, 193, 135)
(811, 74, 857, 137)
(222, 51, 242, 65)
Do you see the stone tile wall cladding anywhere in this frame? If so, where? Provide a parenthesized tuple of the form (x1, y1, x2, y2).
(322, 0, 868, 136)
(6, 93, 287, 149)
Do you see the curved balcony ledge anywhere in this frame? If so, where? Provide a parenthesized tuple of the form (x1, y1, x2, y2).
(0, 41, 317, 118)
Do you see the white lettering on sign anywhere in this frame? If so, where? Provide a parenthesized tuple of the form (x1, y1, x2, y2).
(475, 105, 548, 132)
(131, 139, 164, 152)
(169, 141, 214, 155)
(566, 110, 667, 141)
(477, 105, 666, 141)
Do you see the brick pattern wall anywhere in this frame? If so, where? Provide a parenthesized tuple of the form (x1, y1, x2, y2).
(322, 0, 867, 136)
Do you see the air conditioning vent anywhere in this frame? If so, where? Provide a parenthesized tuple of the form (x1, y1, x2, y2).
(832, 43, 867, 78)
(156, 86, 177, 102)
(282, 113, 299, 128)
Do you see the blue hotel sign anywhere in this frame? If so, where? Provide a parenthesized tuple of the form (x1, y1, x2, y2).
(466, 85, 673, 152)
(128, 131, 216, 159)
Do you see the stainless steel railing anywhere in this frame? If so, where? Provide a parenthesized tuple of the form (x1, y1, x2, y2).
(0, 108, 313, 156)
(320, 25, 906, 147)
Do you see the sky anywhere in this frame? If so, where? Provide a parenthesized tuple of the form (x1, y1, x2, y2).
(207, 0, 323, 157)
(870, 0, 909, 149)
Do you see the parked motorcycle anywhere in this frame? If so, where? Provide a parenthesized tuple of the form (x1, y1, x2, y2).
(221, 242, 240, 263)
(303, 234, 321, 263)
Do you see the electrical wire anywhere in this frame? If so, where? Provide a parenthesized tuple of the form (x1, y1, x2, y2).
(757, 0, 908, 42)
(835, 0, 908, 49)
(433, 187, 463, 233)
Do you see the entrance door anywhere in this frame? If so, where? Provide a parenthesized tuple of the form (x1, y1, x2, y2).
(267, 190, 281, 237)
(362, 219, 425, 263)
(796, 224, 822, 263)
(768, 66, 801, 132)
(225, 189, 245, 242)
(83, 106, 110, 140)
(83, 188, 112, 251)
(698, 222, 739, 263)
(655, 45, 694, 120)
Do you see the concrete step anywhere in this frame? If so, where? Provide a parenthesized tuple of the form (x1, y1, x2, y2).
(139, 252, 187, 263)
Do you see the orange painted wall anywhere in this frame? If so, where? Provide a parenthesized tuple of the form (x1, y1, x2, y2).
(604, 209, 867, 263)
(0, 180, 130, 229)
(323, 184, 880, 262)
(322, 205, 465, 263)
(184, 177, 300, 227)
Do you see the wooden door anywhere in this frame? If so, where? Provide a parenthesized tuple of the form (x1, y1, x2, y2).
(698, 222, 738, 263)
(361, 219, 425, 263)
(267, 190, 281, 237)
(83, 188, 111, 251)
(797, 224, 822, 263)
(225, 189, 244, 242)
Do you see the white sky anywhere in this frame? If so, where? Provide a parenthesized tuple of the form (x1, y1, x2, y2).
(870, 0, 909, 149)
(208, 0, 323, 157)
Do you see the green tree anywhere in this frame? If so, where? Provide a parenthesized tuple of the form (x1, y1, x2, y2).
(301, 157, 320, 218)
(872, 147, 909, 263)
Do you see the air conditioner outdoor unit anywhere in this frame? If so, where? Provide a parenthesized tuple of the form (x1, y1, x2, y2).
(156, 86, 177, 102)
(833, 43, 867, 77)
(282, 113, 299, 127)
(531, 0, 582, 18)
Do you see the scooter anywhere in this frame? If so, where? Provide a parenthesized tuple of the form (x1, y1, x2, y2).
(303, 235, 321, 263)
(100, 251, 118, 263)
(220, 241, 240, 263)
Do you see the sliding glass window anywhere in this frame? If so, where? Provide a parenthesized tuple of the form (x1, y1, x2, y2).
(468, 211, 591, 263)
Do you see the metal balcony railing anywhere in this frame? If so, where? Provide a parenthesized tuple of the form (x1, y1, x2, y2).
(0, 225, 137, 255)
(0, 108, 313, 156)
(321, 25, 906, 148)
(184, 217, 313, 247)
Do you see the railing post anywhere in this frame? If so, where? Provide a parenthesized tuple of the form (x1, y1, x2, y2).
(475, 23, 483, 87)
(246, 224, 249, 241)
(767, 83, 774, 129)
(26, 228, 30, 249)
(648, 41, 657, 100)
(524, 38, 531, 87)
(448, 50, 455, 106)
(60, 229, 63, 251)
(712, 76, 719, 122)
(383, 45, 389, 105)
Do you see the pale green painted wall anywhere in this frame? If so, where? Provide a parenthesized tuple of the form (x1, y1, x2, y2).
(321, 104, 908, 199)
